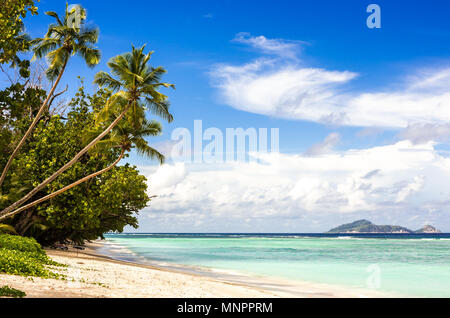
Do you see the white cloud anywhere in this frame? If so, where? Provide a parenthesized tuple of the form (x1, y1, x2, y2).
(211, 58, 357, 122)
(232, 32, 304, 59)
(211, 33, 450, 131)
(141, 141, 450, 231)
(305, 132, 340, 156)
(148, 163, 187, 192)
(395, 176, 425, 203)
(398, 123, 450, 144)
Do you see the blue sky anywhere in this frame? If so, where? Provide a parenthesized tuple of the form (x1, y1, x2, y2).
(16, 0, 450, 232)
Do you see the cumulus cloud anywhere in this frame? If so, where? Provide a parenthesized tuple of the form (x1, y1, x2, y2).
(141, 141, 450, 231)
(211, 33, 450, 130)
(148, 163, 187, 192)
(305, 132, 340, 156)
(395, 176, 425, 203)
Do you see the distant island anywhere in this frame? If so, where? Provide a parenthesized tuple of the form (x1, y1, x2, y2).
(327, 219, 441, 234)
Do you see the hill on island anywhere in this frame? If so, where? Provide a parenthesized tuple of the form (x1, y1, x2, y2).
(327, 219, 441, 234)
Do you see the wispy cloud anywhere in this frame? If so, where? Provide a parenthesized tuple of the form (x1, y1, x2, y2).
(210, 57, 357, 121)
(232, 32, 305, 59)
(211, 33, 450, 135)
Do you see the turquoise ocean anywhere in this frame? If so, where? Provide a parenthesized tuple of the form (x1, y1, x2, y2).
(102, 233, 450, 297)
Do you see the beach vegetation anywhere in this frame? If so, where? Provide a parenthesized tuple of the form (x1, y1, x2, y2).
(0, 3, 100, 206)
(0, 223, 17, 235)
(0, 45, 173, 224)
(0, 285, 26, 298)
(0, 0, 38, 77)
(0, 83, 153, 244)
(0, 2, 172, 246)
(0, 234, 64, 277)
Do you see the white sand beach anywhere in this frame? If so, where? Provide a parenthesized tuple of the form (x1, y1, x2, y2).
(0, 241, 396, 298)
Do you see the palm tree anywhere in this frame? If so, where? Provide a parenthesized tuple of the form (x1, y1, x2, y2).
(0, 45, 173, 219)
(1, 119, 164, 220)
(0, 4, 101, 190)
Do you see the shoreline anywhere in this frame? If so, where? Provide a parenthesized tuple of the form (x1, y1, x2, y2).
(0, 240, 398, 298)
(94, 240, 398, 298)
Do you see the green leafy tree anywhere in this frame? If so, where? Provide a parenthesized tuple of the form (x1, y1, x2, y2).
(0, 45, 173, 220)
(8, 118, 165, 217)
(0, 83, 46, 207)
(1, 84, 154, 244)
(0, 0, 38, 77)
(0, 3, 100, 190)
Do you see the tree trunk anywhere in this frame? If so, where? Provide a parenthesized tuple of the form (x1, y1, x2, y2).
(0, 103, 131, 220)
(0, 58, 69, 190)
(14, 210, 34, 234)
(1, 149, 125, 220)
(19, 220, 36, 236)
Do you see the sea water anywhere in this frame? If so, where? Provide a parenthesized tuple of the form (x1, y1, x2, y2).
(102, 233, 450, 297)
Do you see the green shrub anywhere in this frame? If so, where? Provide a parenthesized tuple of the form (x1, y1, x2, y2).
(0, 248, 59, 278)
(0, 234, 44, 254)
(0, 285, 26, 298)
(0, 234, 66, 278)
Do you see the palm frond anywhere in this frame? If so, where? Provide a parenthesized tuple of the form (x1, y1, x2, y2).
(143, 66, 167, 84)
(45, 11, 63, 26)
(76, 45, 101, 67)
(45, 65, 62, 81)
(133, 138, 165, 164)
(108, 54, 143, 85)
(46, 46, 69, 75)
(78, 27, 99, 44)
(89, 137, 122, 155)
(32, 38, 61, 60)
(138, 119, 163, 136)
(45, 24, 71, 38)
(94, 71, 122, 90)
(144, 97, 173, 123)
(96, 91, 130, 124)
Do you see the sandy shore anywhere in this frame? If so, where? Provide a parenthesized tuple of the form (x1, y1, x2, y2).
(0, 242, 394, 298)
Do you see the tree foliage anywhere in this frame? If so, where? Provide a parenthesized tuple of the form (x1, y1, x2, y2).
(32, 4, 100, 80)
(0, 3, 101, 194)
(0, 83, 151, 245)
(0, 0, 38, 77)
(0, 3, 170, 246)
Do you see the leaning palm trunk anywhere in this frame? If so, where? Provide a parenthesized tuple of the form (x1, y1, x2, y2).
(0, 149, 125, 220)
(0, 104, 130, 220)
(0, 58, 69, 190)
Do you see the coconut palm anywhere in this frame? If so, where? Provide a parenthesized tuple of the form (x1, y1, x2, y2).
(1, 119, 164, 220)
(0, 45, 173, 219)
(94, 44, 174, 126)
(0, 4, 100, 189)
